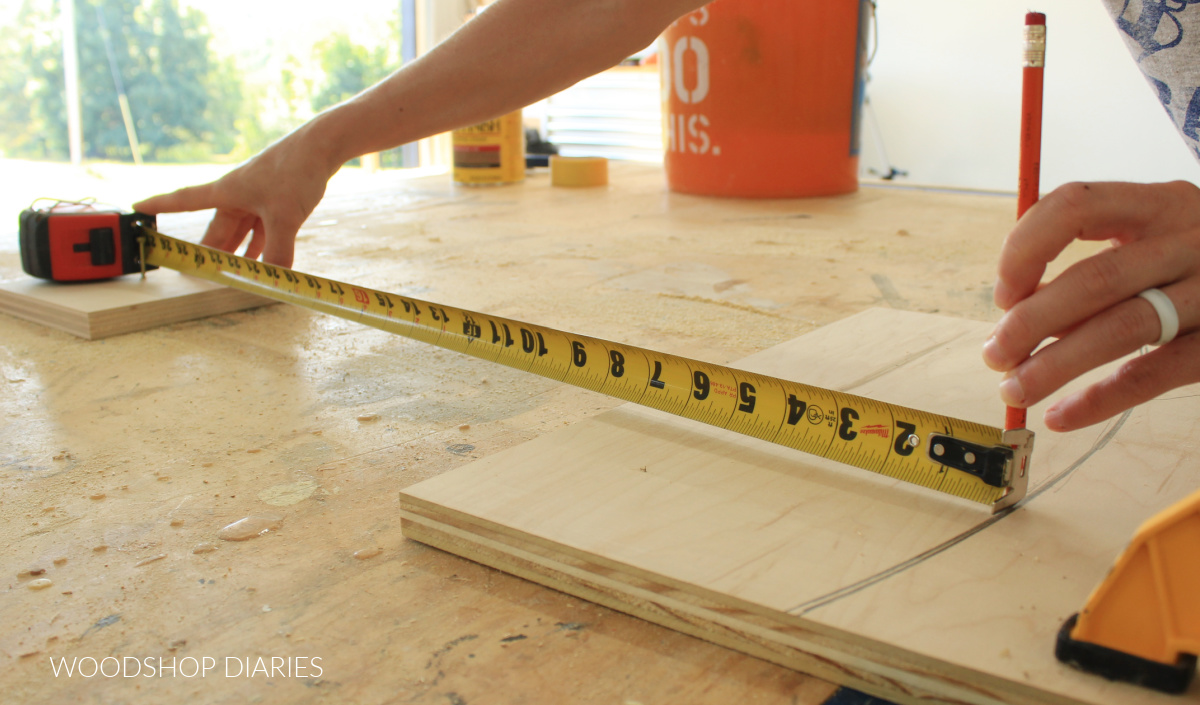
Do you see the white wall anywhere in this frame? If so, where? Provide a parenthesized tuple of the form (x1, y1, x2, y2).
(863, 0, 1200, 191)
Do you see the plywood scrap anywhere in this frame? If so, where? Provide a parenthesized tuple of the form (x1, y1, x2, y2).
(0, 271, 273, 339)
(401, 309, 1200, 705)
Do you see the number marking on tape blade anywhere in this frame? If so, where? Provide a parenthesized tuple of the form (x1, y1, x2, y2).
(141, 230, 1029, 510)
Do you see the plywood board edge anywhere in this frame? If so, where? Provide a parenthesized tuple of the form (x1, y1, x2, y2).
(398, 514, 902, 698)
(399, 496, 1077, 705)
(0, 288, 93, 338)
(87, 288, 274, 339)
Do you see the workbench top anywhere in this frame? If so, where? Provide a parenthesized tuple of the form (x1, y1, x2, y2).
(0, 162, 1072, 704)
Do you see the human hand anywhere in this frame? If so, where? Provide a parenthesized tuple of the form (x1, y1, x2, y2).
(133, 128, 339, 268)
(983, 181, 1200, 431)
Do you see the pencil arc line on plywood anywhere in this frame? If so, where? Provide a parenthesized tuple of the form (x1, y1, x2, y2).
(789, 408, 1133, 616)
(1022, 411, 1130, 501)
(399, 504, 1049, 705)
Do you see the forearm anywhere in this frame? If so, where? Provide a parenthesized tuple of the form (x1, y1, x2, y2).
(133, 0, 705, 267)
(303, 0, 703, 172)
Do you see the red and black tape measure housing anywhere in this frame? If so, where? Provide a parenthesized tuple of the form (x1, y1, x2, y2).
(19, 208, 157, 282)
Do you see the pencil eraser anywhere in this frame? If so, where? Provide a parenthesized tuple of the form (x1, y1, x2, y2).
(1026, 12, 1045, 25)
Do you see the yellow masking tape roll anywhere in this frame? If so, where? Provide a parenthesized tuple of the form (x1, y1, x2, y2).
(551, 156, 608, 187)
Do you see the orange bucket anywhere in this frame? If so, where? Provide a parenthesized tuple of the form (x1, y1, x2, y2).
(660, 0, 869, 197)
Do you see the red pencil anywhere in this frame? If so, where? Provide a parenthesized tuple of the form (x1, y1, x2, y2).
(1007, 12, 1045, 431)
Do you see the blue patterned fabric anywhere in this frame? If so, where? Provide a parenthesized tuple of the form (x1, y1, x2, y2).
(1105, 0, 1200, 160)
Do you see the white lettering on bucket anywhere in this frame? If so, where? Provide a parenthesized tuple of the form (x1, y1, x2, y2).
(662, 8, 716, 157)
(670, 37, 709, 105)
(687, 115, 710, 154)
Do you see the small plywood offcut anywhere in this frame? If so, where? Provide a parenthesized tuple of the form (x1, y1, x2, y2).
(0, 272, 273, 339)
(400, 309, 1200, 705)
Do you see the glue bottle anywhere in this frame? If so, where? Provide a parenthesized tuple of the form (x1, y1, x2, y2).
(451, 110, 525, 186)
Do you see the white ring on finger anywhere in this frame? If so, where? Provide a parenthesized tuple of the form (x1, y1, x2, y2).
(1138, 287, 1180, 346)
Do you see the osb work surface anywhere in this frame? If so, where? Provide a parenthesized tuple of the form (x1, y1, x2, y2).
(401, 308, 1200, 705)
(0, 161, 1105, 704)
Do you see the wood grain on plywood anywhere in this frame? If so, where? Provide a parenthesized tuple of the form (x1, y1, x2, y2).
(401, 309, 1200, 705)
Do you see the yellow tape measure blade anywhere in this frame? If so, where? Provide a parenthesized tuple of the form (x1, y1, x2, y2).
(140, 229, 1027, 510)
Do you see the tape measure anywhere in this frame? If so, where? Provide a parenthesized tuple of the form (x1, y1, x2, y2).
(16, 207, 1033, 512)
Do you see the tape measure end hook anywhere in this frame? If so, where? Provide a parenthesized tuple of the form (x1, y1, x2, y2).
(991, 428, 1034, 514)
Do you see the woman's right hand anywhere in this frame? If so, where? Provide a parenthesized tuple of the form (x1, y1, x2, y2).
(134, 125, 340, 268)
